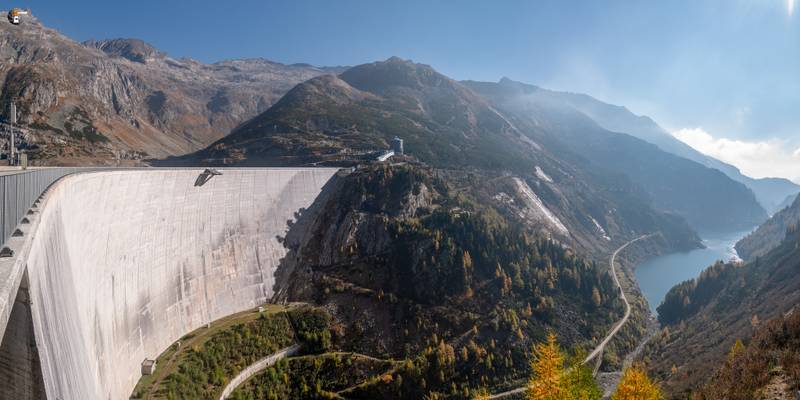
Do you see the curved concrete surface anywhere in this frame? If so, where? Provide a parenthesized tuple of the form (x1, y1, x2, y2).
(11, 168, 337, 400)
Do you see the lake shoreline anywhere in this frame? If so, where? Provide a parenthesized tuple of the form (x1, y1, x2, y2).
(634, 228, 755, 315)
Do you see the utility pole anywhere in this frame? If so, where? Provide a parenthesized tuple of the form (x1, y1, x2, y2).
(8, 103, 16, 166)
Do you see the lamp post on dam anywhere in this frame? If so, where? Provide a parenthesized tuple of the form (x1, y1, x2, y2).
(7, 103, 16, 166)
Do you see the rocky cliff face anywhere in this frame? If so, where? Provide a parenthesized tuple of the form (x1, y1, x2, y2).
(84, 38, 165, 64)
(275, 164, 629, 397)
(0, 15, 342, 164)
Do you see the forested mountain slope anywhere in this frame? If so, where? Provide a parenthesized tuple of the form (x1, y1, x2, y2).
(736, 194, 800, 261)
(274, 164, 629, 398)
(645, 223, 800, 397)
(693, 310, 800, 400)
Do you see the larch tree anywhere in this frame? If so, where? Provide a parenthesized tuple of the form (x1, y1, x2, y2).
(612, 365, 663, 400)
(527, 333, 565, 400)
(591, 287, 602, 307)
(727, 339, 745, 363)
(472, 387, 490, 400)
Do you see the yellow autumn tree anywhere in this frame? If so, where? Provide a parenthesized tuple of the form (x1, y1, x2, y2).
(591, 287, 602, 307)
(727, 339, 745, 363)
(472, 387, 490, 400)
(612, 365, 663, 400)
(527, 333, 564, 400)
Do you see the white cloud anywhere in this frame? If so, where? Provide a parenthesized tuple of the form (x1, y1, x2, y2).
(672, 127, 800, 183)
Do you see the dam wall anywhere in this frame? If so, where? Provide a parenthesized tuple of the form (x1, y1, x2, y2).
(0, 168, 338, 399)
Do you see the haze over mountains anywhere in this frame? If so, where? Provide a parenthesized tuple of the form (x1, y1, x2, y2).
(165, 56, 766, 234)
(735, 193, 800, 261)
(505, 83, 799, 215)
(463, 78, 768, 232)
(2, 15, 792, 221)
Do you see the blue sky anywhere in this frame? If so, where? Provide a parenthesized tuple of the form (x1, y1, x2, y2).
(16, 0, 800, 181)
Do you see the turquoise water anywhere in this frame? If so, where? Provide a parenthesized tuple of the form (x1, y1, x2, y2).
(635, 229, 753, 314)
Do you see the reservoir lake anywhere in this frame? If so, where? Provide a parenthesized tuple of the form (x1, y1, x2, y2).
(635, 229, 753, 314)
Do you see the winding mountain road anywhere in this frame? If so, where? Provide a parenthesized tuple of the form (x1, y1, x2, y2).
(488, 235, 651, 399)
(583, 234, 651, 373)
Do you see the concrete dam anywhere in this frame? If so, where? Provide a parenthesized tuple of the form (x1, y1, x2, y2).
(0, 168, 339, 400)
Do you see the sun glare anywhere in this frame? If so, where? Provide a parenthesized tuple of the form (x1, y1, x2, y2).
(789, 0, 795, 16)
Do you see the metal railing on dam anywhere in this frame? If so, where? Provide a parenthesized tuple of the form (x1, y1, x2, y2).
(0, 168, 97, 248)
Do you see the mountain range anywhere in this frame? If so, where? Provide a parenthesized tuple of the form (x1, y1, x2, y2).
(3, 15, 792, 227)
(507, 83, 799, 215)
(463, 78, 769, 232)
(168, 57, 709, 256)
(5, 15, 800, 399)
(165, 57, 767, 234)
(0, 15, 342, 164)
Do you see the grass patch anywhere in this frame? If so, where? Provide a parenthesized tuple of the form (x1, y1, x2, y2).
(132, 304, 335, 400)
(229, 353, 399, 400)
(132, 304, 295, 399)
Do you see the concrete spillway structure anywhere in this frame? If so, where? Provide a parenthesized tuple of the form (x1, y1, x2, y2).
(0, 168, 338, 400)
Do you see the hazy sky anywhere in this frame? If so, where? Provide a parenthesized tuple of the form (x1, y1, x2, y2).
(17, 0, 800, 181)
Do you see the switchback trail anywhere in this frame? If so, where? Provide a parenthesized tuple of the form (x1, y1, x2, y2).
(488, 235, 651, 399)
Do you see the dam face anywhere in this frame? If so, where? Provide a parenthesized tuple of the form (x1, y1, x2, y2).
(0, 168, 338, 400)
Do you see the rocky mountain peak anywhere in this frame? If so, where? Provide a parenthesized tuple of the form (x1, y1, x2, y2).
(498, 77, 542, 94)
(0, 17, 337, 164)
(277, 74, 375, 106)
(84, 38, 165, 64)
(339, 57, 451, 94)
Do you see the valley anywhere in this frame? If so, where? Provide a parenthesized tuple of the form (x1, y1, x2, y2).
(642, 198, 800, 398)
(1, 7, 799, 400)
